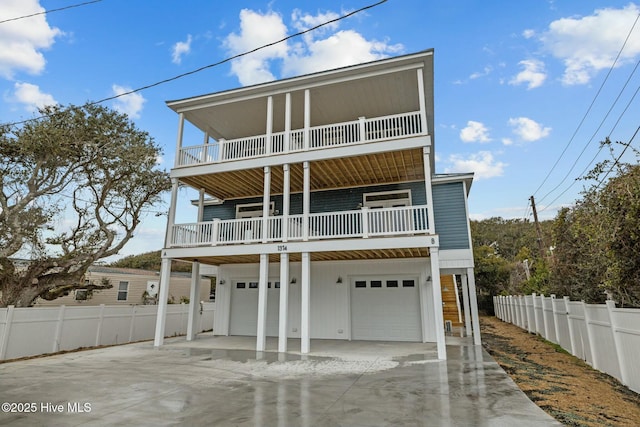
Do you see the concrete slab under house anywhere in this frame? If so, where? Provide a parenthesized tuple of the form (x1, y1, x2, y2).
(153, 49, 482, 359)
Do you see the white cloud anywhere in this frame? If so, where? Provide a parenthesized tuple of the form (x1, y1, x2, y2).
(501, 137, 513, 146)
(223, 8, 403, 86)
(508, 117, 551, 141)
(509, 59, 547, 89)
(460, 121, 491, 143)
(111, 85, 146, 119)
(540, 4, 640, 85)
(445, 151, 506, 180)
(223, 9, 289, 86)
(11, 82, 56, 111)
(171, 34, 192, 64)
(0, 0, 61, 79)
(469, 66, 492, 80)
(522, 29, 536, 39)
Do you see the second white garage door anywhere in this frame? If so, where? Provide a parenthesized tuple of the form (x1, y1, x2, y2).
(229, 280, 280, 336)
(351, 277, 422, 341)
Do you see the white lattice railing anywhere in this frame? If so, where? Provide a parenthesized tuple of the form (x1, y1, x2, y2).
(176, 111, 423, 167)
(169, 205, 430, 247)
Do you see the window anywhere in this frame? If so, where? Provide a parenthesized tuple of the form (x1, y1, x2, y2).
(386, 280, 399, 288)
(274, 281, 281, 289)
(363, 190, 411, 209)
(236, 282, 246, 289)
(370, 280, 382, 288)
(249, 282, 258, 289)
(75, 289, 88, 301)
(236, 202, 275, 219)
(402, 280, 415, 288)
(117, 281, 129, 301)
(355, 280, 367, 288)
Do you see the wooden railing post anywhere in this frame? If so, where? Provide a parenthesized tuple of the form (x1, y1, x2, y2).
(362, 207, 369, 238)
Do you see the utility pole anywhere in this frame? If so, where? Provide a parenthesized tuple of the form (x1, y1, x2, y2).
(529, 195, 545, 259)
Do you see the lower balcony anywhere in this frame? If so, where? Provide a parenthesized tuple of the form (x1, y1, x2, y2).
(169, 205, 431, 248)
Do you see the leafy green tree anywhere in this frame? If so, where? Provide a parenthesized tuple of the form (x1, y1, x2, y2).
(0, 103, 170, 307)
(473, 245, 512, 296)
(110, 250, 192, 272)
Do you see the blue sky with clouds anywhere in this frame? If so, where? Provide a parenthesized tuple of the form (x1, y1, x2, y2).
(1, 0, 639, 258)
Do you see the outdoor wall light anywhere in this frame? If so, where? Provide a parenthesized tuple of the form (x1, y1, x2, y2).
(219, 279, 226, 285)
(336, 276, 343, 284)
(426, 276, 432, 283)
(290, 277, 297, 284)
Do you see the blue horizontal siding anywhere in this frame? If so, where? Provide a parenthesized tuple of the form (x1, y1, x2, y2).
(203, 182, 426, 220)
(432, 182, 470, 250)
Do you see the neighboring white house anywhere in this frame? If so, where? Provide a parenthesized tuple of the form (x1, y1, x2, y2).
(35, 266, 213, 306)
(153, 50, 481, 359)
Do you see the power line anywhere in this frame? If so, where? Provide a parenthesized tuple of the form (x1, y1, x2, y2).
(531, 11, 640, 200)
(594, 125, 640, 190)
(1, 0, 388, 128)
(537, 56, 640, 205)
(0, 0, 102, 25)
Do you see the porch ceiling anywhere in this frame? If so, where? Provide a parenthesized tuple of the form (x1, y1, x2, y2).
(174, 247, 430, 266)
(180, 147, 425, 200)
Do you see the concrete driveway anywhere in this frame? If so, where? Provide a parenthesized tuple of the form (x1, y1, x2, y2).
(0, 335, 561, 426)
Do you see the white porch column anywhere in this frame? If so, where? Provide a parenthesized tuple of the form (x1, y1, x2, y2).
(467, 267, 482, 345)
(266, 96, 273, 155)
(461, 272, 472, 337)
(302, 162, 310, 241)
(186, 261, 201, 341)
(256, 253, 269, 351)
(262, 166, 271, 243)
(201, 132, 209, 163)
(153, 258, 172, 347)
(165, 178, 179, 247)
(429, 248, 447, 360)
(422, 147, 436, 234)
(416, 68, 428, 134)
(282, 164, 290, 242)
(278, 253, 290, 353)
(304, 89, 310, 150)
(301, 252, 311, 354)
(284, 93, 291, 152)
(174, 112, 184, 168)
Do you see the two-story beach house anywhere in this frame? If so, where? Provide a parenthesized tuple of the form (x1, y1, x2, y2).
(153, 50, 481, 359)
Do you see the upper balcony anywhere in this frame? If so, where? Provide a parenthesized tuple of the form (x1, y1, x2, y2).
(177, 111, 423, 168)
(167, 51, 435, 183)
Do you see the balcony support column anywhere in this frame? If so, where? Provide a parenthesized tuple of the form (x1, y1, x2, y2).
(303, 162, 310, 241)
(262, 166, 271, 243)
(466, 268, 482, 345)
(282, 164, 290, 242)
(266, 96, 273, 155)
(422, 147, 436, 234)
(165, 178, 179, 247)
(429, 247, 447, 360)
(284, 93, 291, 153)
(174, 113, 184, 168)
(301, 251, 311, 354)
(186, 260, 201, 341)
(461, 272, 472, 337)
(256, 253, 269, 352)
(201, 132, 209, 163)
(416, 68, 428, 134)
(153, 257, 172, 347)
(304, 89, 310, 150)
(278, 253, 289, 353)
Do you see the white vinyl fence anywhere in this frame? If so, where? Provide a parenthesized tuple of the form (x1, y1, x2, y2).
(494, 294, 640, 394)
(0, 302, 215, 361)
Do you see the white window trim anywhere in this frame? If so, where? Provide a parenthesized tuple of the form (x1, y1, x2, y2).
(363, 189, 412, 208)
(117, 281, 129, 301)
(235, 202, 275, 219)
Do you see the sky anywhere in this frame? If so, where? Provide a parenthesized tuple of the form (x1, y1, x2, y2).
(1, 0, 639, 259)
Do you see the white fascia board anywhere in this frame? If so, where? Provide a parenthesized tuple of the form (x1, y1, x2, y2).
(438, 249, 474, 270)
(170, 135, 431, 179)
(161, 234, 439, 260)
(166, 52, 432, 112)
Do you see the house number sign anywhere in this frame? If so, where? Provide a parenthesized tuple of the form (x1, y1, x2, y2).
(277, 245, 288, 252)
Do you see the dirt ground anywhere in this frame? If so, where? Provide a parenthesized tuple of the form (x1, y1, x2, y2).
(481, 315, 640, 426)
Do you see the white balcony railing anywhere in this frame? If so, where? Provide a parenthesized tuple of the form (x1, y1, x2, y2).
(169, 205, 431, 248)
(176, 111, 423, 167)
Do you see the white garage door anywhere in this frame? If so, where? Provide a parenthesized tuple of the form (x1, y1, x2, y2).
(229, 280, 280, 336)
(351, 277, 422, 341)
